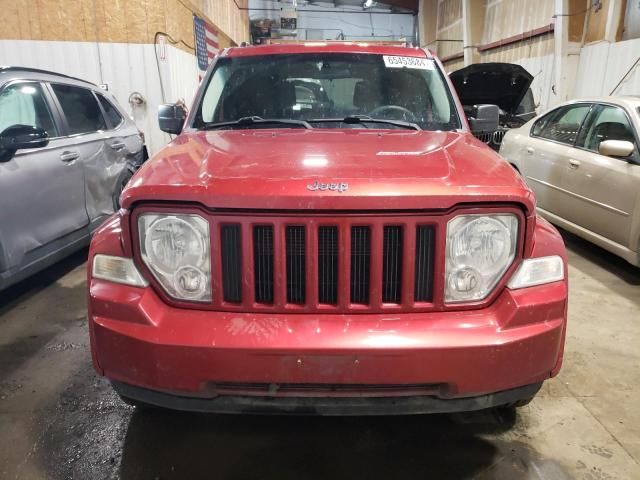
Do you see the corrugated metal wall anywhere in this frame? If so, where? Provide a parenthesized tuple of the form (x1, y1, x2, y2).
(0, 39, 199, 156)
(574, 38, 640, 97)
(482, 0, 554, 43)
(435, 0, 463, 59)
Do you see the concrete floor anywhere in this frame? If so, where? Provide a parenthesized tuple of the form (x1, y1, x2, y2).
(0, 230, 639, 480)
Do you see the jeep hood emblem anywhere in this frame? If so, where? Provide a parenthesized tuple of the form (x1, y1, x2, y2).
(307, 180, 349, 193)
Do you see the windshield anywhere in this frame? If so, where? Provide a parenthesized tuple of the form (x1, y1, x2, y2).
(193, 53, 461, 131)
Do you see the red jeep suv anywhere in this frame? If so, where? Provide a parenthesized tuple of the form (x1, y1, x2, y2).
(88, 43, 568, 415)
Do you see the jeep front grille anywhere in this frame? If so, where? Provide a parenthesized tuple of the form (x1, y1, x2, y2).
(492, 130, 506, 145)
(474, 132, 492, 144)
(206, 215, 436, 313)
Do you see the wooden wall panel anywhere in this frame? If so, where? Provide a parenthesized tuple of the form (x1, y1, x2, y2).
(568, 0, 588, 42)
(585, 0, 624, 43)
(0, 0, 245, 52)
(81, 0, 98, 42)
(198, 0, 249, 45)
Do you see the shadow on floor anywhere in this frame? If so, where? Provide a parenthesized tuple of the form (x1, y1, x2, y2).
(559, 228, 640, 286)
(0, 248, 88, 316)
(117, 407, 568, 480)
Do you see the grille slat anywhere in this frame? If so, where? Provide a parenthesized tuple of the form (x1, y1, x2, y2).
(382, 226, 403, 303)
(221, 224, 242, 303)
(286, 226, 306, 304)
(253, 226, 274, 304)
(350, 226, 371, 304)
(414, 226, 435, 302)
(318, 226, 338, 305)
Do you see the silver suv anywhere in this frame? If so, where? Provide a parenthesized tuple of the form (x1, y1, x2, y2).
(0, 67, 146, 290)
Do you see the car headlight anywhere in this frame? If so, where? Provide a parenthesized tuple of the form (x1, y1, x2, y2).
(445, 214, 518, 303)
(138, 213, 211, 302)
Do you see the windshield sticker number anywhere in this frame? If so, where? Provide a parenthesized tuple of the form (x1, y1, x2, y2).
(383, 56, 434, 70)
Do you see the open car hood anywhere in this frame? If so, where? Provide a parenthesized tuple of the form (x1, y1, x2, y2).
(450, 63, 534, 114)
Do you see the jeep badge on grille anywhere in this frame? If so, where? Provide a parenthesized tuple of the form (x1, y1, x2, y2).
(307, 180, 349, 193)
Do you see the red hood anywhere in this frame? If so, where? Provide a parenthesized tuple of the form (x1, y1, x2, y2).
(122, 129, 535, 212)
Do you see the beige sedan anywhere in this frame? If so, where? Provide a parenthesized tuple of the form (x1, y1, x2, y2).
(500, 97, 640, 267)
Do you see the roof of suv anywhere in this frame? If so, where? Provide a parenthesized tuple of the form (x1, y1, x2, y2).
(224, 43, 431, 59)
(0, 66, 96, 87)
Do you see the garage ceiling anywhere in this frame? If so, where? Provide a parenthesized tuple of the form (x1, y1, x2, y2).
(303, 1, 418, 13)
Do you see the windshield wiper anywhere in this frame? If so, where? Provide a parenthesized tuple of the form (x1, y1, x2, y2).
(202, 116, 311, 130)
(309, 115, 421, 131)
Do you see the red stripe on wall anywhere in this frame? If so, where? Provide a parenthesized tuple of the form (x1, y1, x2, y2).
(477, 24, 555, 52)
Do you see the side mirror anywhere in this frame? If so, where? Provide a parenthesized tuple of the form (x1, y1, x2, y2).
(158, 104, 187, 135)
(468, 104, 500, 134)
(0, 125, 49, 158)
(598, 140, 634, 158)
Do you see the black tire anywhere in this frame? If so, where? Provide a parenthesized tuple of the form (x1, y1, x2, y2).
(112, 165, 136, 211)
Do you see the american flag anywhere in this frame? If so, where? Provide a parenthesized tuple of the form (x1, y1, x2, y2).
(194, 14, 219, 80)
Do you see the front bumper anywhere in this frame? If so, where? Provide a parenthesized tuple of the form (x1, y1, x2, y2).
(90, 278, 567, 407)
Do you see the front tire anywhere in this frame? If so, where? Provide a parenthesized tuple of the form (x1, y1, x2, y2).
(112, 164, 136, 210)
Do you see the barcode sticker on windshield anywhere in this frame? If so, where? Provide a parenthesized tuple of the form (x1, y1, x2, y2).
(383, 56, 434, 70)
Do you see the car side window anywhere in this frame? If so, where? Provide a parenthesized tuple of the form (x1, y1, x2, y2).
(533, 104, 591, 145)
(50, 84, 107, 135)
(577, 104, 638, 158)
(97, 94, 124, 129)
(0, 82, 58, 137)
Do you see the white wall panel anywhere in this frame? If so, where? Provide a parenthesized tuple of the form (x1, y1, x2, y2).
(517, 54, 555, 114)
(574, 38, 640, 98)
(0, 39, 199, 155)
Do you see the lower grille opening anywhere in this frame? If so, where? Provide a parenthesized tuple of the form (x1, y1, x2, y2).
(253, 226, 274, 304)
(350, 226, 371, 304)
(221, 224, 242, 303)
(318, 226, 338, 305)
(382, 226, 403, 303)
(207, 381, 445, 397)
(286, 226, 306, 304)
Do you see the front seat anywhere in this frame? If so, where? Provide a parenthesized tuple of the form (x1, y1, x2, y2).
(353, 80, 383, 114)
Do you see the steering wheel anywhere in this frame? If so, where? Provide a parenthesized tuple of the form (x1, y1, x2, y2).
(368, 105, 418, 122)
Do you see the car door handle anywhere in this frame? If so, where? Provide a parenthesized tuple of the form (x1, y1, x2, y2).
(525, 147, 535, 154)
(110, 142, 126, 150)
(568, 158, 581, 169)
(59, 151, 79, 163)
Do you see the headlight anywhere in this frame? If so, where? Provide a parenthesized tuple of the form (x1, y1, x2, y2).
(138, 213, 211, 301)
(445, 214, 518, 303)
